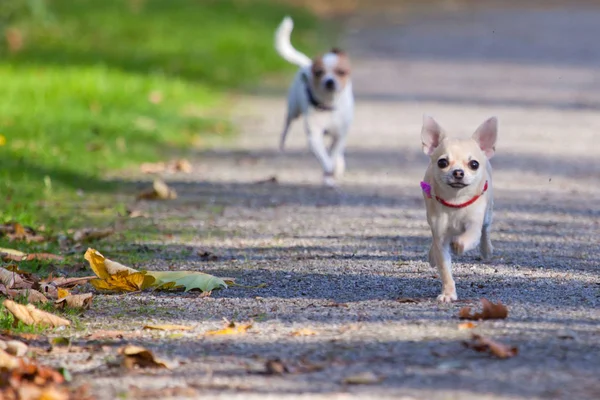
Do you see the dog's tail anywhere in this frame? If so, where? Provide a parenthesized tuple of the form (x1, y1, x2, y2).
(275, 16, 312, 68)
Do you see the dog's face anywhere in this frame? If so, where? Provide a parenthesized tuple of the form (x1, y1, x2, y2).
(310, 48, 351, 94)
(421, 116, 497, 190)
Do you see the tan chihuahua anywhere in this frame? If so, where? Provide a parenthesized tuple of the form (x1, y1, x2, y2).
(420, 115, 498, 302)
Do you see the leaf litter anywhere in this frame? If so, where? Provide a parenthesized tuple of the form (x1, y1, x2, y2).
(120, 344, 170, 369)
(459, 298, 508, 320)
(136, 179, 177, 200)
(343, 371, 384, 385)
(205, 320, 252, 336)
(143, 324, 193, 331)
(55, 293, 94, 310)
(463, 334, 518, 359)
(3, 300, 70, 328)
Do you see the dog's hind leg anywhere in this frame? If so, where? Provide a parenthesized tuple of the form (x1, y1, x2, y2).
(480, 222, 493, 260)
(279, 115, 292, 151)
(480, 200, 494, 259)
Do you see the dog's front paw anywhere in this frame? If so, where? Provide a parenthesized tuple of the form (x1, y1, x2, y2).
(437, 291, 458, 303)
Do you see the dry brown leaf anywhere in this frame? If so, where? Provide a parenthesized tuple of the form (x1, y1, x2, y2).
(459, 298, 508, 320)
(253, 176, 278, 184)
(3, 300, 70, 328)
(127, 209, 148, 219)
(464, 334, 518, 359)
(143, 324, 193, 331)
(140, 161, 166, 174)
(264, 358, 289, 375)
(85, 330, 141, 341)
(73, 228, 114, 243)
(137, 179, 177, 200)
(37, 283, 59, 299)
(291, 328, 318, 337)
(458, 322, 477, 330)
(173, 159, 192, 173)
(2, 222, 46, 243)
(17, 384, 70, 400)
(396, 297, 420, 303)
(342, 371, 384, 385)
(26, 253, 64, 261)
(55, 293, 93, 310)
(0, 348, 20, 369)
(11, 289, 48, 304)
(1, 249, 65, 263)
(205, 321, 252, 336)
(120, 345, 170, 369)
(0, 339, 28, 356)
(0, 266, 26, 288)
(46, 276, 97, 288)
(0, 358, 67, 400)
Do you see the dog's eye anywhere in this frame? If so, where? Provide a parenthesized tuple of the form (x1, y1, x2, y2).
(468, 160, 480, 170)
(314, 69, 324, 78)
(437, 159, 449, 169)
(335, 69, 348, 76)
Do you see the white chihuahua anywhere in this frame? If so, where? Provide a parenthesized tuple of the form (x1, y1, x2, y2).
(275, 16, 354, 186)
(420, 116, 498, 302)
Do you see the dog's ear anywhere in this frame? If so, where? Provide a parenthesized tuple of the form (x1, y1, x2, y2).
(472, 117, 498, 159)
(421, 115, 445, 156)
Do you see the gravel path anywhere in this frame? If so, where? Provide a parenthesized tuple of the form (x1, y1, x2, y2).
(68, 4, 599, 399)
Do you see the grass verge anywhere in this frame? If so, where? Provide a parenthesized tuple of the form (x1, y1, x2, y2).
(0, 0, 319, 228)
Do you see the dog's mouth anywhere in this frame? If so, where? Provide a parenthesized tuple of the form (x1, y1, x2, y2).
(448, 182, 468, 189)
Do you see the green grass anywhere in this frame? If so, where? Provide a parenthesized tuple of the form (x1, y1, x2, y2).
(1, 0, 319, 228)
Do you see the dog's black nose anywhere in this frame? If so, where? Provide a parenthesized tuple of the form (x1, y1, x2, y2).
(452, 169, 464, 179)
(324, 79, 335, 91)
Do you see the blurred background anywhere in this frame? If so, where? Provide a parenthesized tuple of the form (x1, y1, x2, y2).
(1, 0, 599, 228)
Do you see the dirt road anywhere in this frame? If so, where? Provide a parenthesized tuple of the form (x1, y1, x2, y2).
(72, 4, 599, 399)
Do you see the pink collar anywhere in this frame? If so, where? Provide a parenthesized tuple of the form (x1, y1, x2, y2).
(421, 181, 489, 209)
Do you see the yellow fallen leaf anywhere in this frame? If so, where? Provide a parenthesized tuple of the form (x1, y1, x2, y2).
(143, 324, 193, 331)
(84, 248, 227, 294)
(91, 271, 153, 292)
(85, 248, 154, 292)
(342, 371, 384, 385)
(3, 300, 70, 328)
(0, 134, 6, 146)
(120, 345, 170, 369)
(84, 248, 139, 279)
(55, 293, 93, 309)
(205, 322, 252, 336)
(291, 328, 318, 336)
(57, 288, 70, 299)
